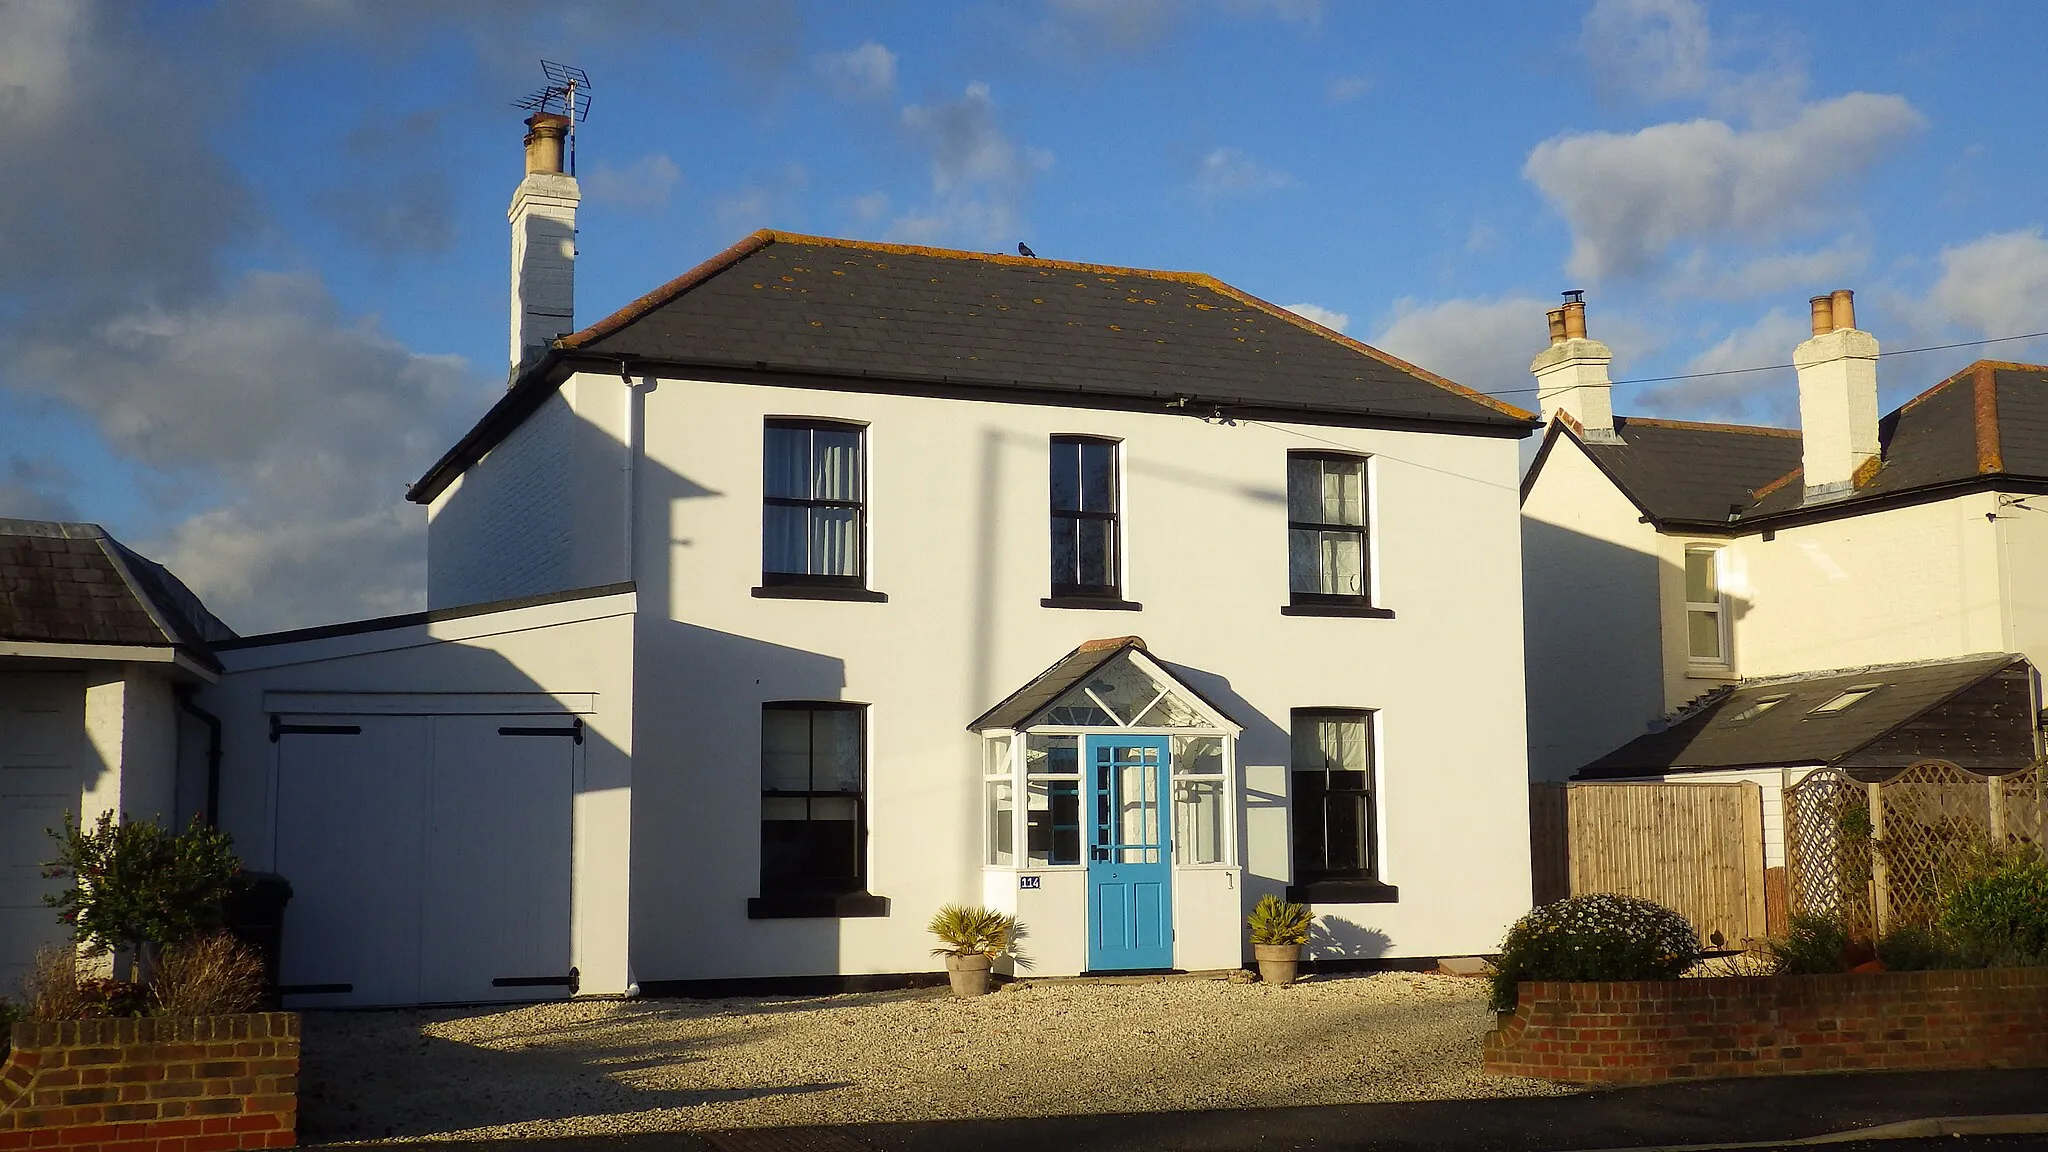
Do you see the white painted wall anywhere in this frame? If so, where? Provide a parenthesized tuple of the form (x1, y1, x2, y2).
(0, 672, 86, 991)
(616, 371, 1533, 981)
(1520, 433, 1666, 781)
(198, 591, 636, 996)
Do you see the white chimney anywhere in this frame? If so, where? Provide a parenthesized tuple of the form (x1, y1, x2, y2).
(1795, 288, 1879, 500)
(509, 112, 580, 371)
(1530, 292, 1619, 442)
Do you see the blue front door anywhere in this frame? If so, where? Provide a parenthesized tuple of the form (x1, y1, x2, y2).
(1085, 735, 1173, 972)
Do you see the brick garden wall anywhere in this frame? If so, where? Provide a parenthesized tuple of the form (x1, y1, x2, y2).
(1485, 968, 2048, 1083)
(0, 1014, 298, 1150)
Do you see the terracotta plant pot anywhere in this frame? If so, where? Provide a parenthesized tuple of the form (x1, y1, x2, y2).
(945, 952, 994, 997)
(1254, 943, 1304, 986)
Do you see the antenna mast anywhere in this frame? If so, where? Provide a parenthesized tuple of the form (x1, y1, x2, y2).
(514, 59, 592, 175)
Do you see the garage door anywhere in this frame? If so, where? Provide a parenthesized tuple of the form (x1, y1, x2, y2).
(273, 711, 576, 1007)
(0, 672, 86, 994)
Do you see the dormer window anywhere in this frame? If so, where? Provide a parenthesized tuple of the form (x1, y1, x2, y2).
(1808, 684, 1881, 716)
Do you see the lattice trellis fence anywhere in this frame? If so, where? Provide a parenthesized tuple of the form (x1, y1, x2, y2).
(1784, 760, 2048, 936)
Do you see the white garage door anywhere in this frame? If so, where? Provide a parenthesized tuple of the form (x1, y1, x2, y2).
(0, 672, 85, 995)
(273, 711, 576, 1007)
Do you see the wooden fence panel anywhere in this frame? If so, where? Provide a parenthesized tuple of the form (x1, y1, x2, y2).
(1564, 782, 1767, 947)
(1529, 783, 1570, 906)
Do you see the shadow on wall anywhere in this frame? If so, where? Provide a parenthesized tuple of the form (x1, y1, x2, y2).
(1309, 916, 1390, 961)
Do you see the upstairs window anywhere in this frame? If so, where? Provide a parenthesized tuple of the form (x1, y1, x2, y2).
(1290, 709, 1378, 882)
(1288, 453, 1370, 605)
(1685, 546, 1729, 667)
(1050, 436, 1121, 599)
(763, 420, 865, 586)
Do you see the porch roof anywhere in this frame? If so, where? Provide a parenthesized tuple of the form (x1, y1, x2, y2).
(968, 636, 1243, 733)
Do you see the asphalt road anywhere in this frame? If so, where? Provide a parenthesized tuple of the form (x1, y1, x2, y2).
(315, 1067, 2048, 1152)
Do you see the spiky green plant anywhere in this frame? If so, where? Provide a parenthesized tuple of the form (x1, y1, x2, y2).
(928, 905, 1018, 958)
(1246, 894, 1312, 946)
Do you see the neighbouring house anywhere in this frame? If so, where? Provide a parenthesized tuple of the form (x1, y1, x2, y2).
(0, 519, 236, 991)
(192, 113, 1542, 1006)
(1522, 291, 2048, 787)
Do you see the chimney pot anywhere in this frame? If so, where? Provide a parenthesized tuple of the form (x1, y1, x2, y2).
(1546, 308, 1568, 344)
(523, 112, 571, 176)
(1809, 295, 1834, 336)
(1531, 291, 1616, 441)
(1829, 288, 1856, 332)
(1562, 299, 1588, 340)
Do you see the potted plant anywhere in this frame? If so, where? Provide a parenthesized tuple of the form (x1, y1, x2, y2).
(928, 904, 1018, 997)
(1247, 893, 1312, 985)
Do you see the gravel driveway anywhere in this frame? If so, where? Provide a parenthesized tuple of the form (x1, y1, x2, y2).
(300, 972, 1571, 1144)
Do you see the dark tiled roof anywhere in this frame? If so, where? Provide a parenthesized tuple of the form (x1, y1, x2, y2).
(1576, 653, 2025, 777)
(1534, 361, 2048, 528)
(0, 520, 234, 664)
(414, 232, 1537, 502)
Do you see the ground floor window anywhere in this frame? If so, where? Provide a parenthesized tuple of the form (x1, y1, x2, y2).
(761, 703, 866, 895)
(1172, 734, 1226, 864)
(1290, 709, 1377, 881)
(1025, 734, 1082, 865)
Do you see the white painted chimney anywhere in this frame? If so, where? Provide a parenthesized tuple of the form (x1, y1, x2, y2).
(1530, 292, 1619, 442)
(1795, 288, 1880, 500)
(509, 112, 580, 371)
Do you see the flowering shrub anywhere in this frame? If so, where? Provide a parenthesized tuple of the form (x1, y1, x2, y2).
(1489, 893, 1703, 1011)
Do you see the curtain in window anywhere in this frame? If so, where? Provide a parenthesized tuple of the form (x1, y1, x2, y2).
(763, 423, 863, 579)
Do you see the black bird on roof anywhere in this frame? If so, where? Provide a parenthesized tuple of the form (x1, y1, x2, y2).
(1017, 242, 1036, 258)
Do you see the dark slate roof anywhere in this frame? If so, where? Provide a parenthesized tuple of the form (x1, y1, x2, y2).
(413, 231, 1536, 502)
(0, 520, 234, 666)
(1576, 653, 2023, 777)
(1528, 362, 2048, 529)
(967, 636, 1241, 732)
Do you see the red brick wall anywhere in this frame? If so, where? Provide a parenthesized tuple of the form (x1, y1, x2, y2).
(1485, 968, 2048, 1084)
(0, 1014, 298, 1150)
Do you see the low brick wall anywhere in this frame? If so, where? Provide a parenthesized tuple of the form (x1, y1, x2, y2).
(0, 1014, 298, 1150)
(1485, 968, 2048, 1083)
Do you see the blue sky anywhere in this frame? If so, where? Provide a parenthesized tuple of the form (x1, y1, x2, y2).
(4, 0, 2046, 631)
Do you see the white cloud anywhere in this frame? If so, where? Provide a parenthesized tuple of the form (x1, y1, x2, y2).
(584, 152, 683, 210)
(1581, 0, 1714, 104)
(1326, 75, 1369, 102)
(816, 41, 897, 99)
(1664, 240, 1869, 301)
(1637, 308, 1807, 422)
(1192, 147, 1293, 204)
(1372, 296, 1562, 398)
(1281, 303, 1350, 334)
(1524, 93, 1924, 282)
(0, 455, 80, 522)
(1926, 228, 2048, 338)
(841, 191, 891, 223)
(712, 164, 809, 234)
(1042, 0, 1183, 48)
(890, 83, 1051, 247)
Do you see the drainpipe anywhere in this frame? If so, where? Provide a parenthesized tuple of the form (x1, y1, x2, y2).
(176, 684, 224, 828)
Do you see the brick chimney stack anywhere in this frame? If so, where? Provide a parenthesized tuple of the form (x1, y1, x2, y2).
(1795, 288, 1879, 501)
(509, 112, 580, 372)
(1530, 291, 1619, 442)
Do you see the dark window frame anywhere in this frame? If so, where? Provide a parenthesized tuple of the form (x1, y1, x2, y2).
(1289, 707, 1380, 885)
(761, 418, 869, 590)
(758, 701, 871, 902)
(1049, 435, 1123, 600)
(1286, 451, 1373, 610)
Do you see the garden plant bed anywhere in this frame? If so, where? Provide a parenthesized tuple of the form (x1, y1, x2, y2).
(1485, 967, 2048, 1084)
(300, 972, 1568, 1142)
(0, 1013, 300, 1150)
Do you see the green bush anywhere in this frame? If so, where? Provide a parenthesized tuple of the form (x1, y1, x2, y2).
(1766, 912, 1852, 975)
(1940, 853, 2048, 967)
(43, 812, 243, 970)
(1875, 924, 1955, 971)
(1489, 894, 1702, 1012)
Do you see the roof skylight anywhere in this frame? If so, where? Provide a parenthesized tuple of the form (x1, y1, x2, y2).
(1807, 684, 1882, 717)
(1728, 695, 1788, 724)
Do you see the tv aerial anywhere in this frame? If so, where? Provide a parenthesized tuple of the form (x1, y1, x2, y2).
(514, 60, 592, 175)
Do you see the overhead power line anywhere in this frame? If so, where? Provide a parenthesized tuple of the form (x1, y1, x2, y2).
(1477, 328, 2048, 399)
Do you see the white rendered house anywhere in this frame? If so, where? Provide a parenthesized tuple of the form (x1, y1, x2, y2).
(194, 115, 1541, 1004)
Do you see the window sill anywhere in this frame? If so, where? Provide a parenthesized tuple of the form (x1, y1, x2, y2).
(1281, 604, 1395, 619)
(1040, 596, 1143, 612)
(747, 892, 891, 919)
(753, 585, 889, 603)
(1287, 879, 1399, 904)
(1686, 664, 1736, 680)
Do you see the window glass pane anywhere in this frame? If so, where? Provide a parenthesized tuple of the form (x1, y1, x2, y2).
(986, 779, 1016, 866)
(812, 428, 861, 501)
(983, 735, 1012, 777)
(764, 427, 808, 499)
(810, 507, 859, 577)
(1287, 456, 1322, 523)
(810, 796, 859, 822)
(1139, 689, 1206, 728)
(1324, 792, 1371, 872)
(812, 710, 862, 792)
(763, 505, 809, 574)
(1688, 608, 1723, 661)
(1026, 734, 1078, 776)
(762, 710, 812, 791)
(761, 797, 808, 820)
(1174, 778, 1224, 864)
(1026, 778, 1080, 865)
(1043, 694, 1116, 726)
(1078, 441, 1116, 512)
(1686, 549, 1718, 602)
(1050, 440, 1080, 512)
(1078, 658, 1165, 725)
(1173, 735, 1224, 775)
(1074, 517, 1115, 588)
(1050, 516, 1078, 586)
(1290, 773, 1325, 873)
(1317, 532, 1365, 596)
(1326, 461, 1364, 526)
(1320, 717, 1369, 773)
(1288, 527, 1323, 594)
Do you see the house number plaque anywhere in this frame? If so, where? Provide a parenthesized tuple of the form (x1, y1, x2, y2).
(1018, 875, 1041, 890)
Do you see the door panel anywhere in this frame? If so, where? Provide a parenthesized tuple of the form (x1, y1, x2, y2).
(0, 673, 86, 992)
(1085, 735, 1173, 971)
